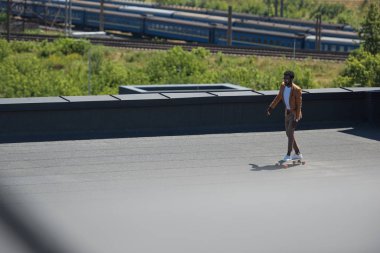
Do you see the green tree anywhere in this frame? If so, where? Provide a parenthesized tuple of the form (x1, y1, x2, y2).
(359, 2, 380, 55)
(336, 47, 380, 87)
(310, 3, 346, 20)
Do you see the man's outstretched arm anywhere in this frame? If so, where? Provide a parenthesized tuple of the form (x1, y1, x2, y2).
(267, 88, 283, 115)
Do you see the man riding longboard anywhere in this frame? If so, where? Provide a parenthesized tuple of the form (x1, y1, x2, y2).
(267, 70, 303, 163)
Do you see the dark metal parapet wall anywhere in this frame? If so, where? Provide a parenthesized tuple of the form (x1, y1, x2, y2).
(0, 88, 379, 142)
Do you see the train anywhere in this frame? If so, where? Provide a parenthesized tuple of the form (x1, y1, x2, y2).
(24, 0, 359, 40)
(2, 0, 361, 52)
(82, 0, 356, 32)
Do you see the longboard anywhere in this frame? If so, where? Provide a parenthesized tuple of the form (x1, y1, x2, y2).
(276, 159, 306, 168)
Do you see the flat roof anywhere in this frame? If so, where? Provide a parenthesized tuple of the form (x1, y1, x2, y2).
(1, 126, 380, 253)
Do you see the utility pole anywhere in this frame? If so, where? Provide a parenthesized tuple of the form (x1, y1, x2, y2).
(65, 0, 68, 36)
(280, 0, 284, 17)
(227, 5, 232, 46)
(274, 0, 278, 17)
(100, 0, 105, 31)
(69, 0, 72, 35)
(7, 0, 11, 41)
(315, 14, 322, 50)
(22, 0, 26, 32)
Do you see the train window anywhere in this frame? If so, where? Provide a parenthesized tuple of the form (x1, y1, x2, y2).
(331, 45, 336, 51)
(264, 39, 267, 44)
(339, 46, 345, 52)
(323, 44, 328, 51)
(258, 38, 261, 43)
(269, 40, 273, 45)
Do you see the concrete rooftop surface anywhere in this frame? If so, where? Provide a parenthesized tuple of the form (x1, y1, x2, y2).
(0, 126, 379, 253)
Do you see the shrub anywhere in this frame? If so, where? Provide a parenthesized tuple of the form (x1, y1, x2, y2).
(53, 38, 91, 55)
(0, 39, 11, 60)
(146, 46, 210, 84)
(10, 40, 37, 53)
(336, 47, 380, 87)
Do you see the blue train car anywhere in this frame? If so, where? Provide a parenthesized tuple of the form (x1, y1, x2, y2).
(209, 10, 355, 31)
(171, 11, 230, 26)
(144, 16, 210, 43)
(117, 6, 175, 18)
(304, 35, 360, 52)
(214, 26, 304, 49)
(237, 20, 359, 40)
(85, 8, 144, 34)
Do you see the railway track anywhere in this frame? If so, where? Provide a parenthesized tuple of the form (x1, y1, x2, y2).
(3, 33, 349, 61)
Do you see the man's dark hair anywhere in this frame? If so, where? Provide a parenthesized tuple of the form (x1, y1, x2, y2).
(284, 70, 295, 79)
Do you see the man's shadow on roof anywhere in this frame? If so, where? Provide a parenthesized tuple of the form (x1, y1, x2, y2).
(249, 163, 303, 171)
(249, 164, 282, 171)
